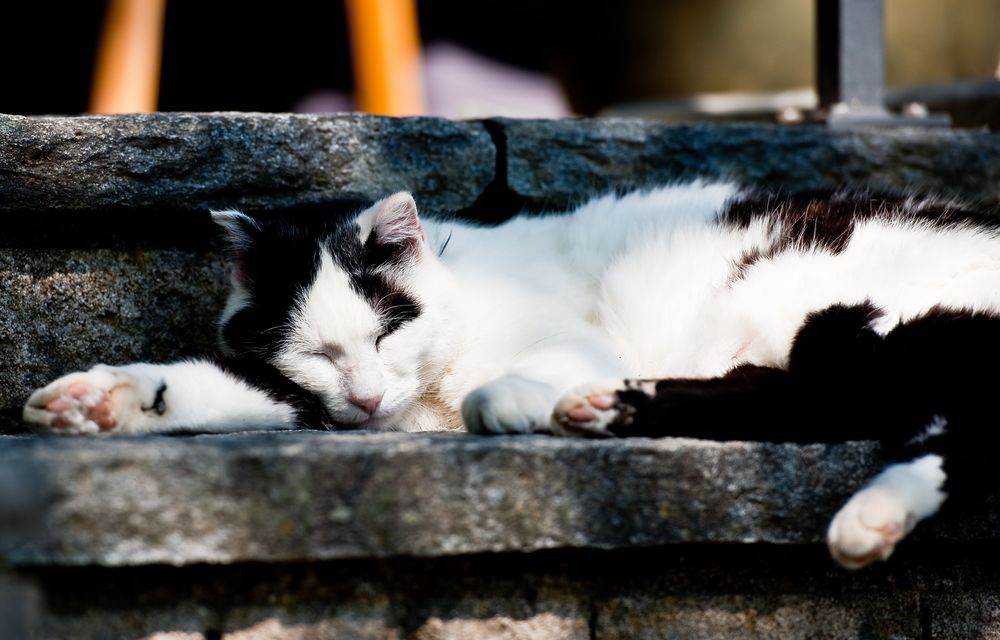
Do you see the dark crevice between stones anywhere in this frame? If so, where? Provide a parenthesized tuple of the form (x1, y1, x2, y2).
(203, 627, 222, 640)
(0, 410, 30, 435)
(588, 599, 599, 640)
(453, 119, 531, 225)
(919, 595, 932, 640)
(0, 208, 222, 251)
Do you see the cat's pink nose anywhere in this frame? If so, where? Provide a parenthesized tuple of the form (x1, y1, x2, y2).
(349, 393, 383, 416)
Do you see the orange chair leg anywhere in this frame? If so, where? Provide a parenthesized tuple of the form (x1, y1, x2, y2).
(344, 0, 425, 116)
(89, 0, 167, 114)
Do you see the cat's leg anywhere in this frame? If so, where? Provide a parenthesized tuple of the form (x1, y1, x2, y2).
(463, 339, 623, 435)
(553, 304, 884, 440)
(551, 365, 811, 439)
(827, 449, 946, 569)
(826, 308, 1000, 568)
(23, 359, 299, 435)
(462, 374, 563, 435)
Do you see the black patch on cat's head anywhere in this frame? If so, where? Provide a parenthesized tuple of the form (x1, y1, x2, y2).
(216, 198, 423, 359)
(216, 200, 366, 358)
(318, 214, 424, 345)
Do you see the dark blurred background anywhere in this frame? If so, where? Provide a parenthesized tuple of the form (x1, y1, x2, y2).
(1, 0, 998, 118)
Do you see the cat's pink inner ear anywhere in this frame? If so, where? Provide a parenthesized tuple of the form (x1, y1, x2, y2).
(230, 260, 251, 289)
(373, 192, 425, 246)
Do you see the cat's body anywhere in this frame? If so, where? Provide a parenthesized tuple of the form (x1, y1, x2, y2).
(23, 182, 1000, 570)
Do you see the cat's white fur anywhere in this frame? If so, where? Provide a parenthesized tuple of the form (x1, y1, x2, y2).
(24, 362, 296, 434)
(25, 182, 1000, 568)
(827, 453, 947, 569)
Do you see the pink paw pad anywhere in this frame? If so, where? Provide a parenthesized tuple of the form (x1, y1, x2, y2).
(586, 393, 616, 410)
(567, 406, 597, 422)
(46, 384, 116, 431)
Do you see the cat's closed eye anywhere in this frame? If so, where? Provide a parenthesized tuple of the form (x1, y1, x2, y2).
(313, 344, 344, 363)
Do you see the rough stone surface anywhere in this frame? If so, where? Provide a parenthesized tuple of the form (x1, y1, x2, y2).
(0, 575, 40, 640)
(0, 431, 882, 566)
(928, 593, 1000, 639)
(595, 593, 920, 639)
(499, 119, 1000, 211)
(36, 606, 213, 640)
(0, 113, 496, 213)
(0, 248, 228, 411)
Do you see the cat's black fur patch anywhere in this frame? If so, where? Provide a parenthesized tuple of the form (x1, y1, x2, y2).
(219, 201, 368, 359)
(722, 190, 1000, 284)
(328, 222, 422, 341)
(147, 382, 168, 416)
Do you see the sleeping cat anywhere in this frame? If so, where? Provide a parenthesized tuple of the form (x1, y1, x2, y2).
(22, 182, 1000, 570)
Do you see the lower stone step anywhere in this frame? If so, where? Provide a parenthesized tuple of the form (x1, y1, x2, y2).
(1, 432, 882, 566)
(19, 543, 997, 640)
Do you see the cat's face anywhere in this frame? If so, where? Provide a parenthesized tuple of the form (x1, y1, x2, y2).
(213, 193, 451, 427)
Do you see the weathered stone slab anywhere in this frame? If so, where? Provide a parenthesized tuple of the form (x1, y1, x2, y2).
(0, 248, 227, 410)
(928, 593, 1000, 639)
(0, 431, 882, 566)
(499, 119, 1000, 210)
(0, 113, 496, 213)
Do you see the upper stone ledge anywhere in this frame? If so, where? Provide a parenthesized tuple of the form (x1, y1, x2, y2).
(4, 113, 999, 218)
(496, 118, 1000, 210)
(0, 112, 495, 213)
(0, 431, 888, 567)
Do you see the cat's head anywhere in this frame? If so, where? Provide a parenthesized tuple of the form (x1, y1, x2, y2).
(212, 193, 453, 428)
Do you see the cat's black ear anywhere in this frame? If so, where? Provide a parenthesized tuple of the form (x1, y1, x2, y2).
(370, 192, 425, 250)
(211, 209, 259, 254)
(211, 209, 258, 287)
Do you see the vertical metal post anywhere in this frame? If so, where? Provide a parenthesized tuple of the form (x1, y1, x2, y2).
(817, 0, 886, 111)
(815, 0, 949, 126)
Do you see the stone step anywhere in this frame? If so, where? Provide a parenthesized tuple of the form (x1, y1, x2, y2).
(0, 432, 883, 567)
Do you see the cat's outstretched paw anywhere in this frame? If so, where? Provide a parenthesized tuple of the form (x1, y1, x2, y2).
(550, 379, 627, 437)
(462, 376, 558, 435)
(827, 486, 913, 569)
(23, 367, 151, 435)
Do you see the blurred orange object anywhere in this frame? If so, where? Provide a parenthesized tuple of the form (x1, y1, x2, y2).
(89, 0, 166, 114)
(344, 0, 425, 116)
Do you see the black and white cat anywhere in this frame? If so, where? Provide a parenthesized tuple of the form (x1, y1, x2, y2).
(23, 183, 1000, 570)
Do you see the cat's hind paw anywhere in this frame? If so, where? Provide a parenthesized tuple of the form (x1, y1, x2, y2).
(23, 367, 148, 435)
(826, 486, 913, 570)
(550, 378, 630, 437)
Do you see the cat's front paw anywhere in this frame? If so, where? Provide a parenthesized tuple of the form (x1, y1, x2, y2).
(827, 486, 913, 569)
(23, 367, 153, 435)
(462, 376, 558, 435)
(550, 379, 627, 437)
